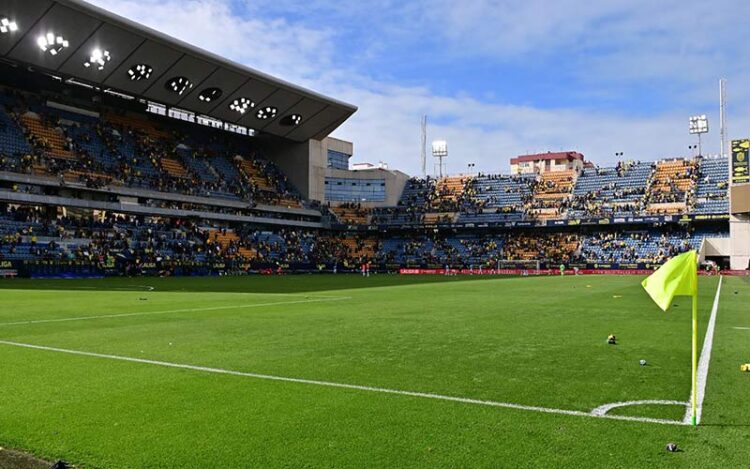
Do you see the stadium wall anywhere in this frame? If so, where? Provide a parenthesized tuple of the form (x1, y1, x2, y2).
(262, 138, 327, 201)
(703, 237, 730, 257)
(730, 214, 750, 269)
(731, 183, 750, 214)
(326, 137, 354, 159)
(263, 136, 408, 206)
(729, 184, 750, 269)
(322, 137, 408, 206)
(325, 167, 409, 207)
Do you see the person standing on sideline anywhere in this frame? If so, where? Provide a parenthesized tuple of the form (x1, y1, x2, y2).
(559, 263, 565, 276)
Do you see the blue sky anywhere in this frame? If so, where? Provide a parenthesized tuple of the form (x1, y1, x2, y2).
(91, 0, 750, 175)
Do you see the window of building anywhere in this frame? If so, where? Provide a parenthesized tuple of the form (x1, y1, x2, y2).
(325, 177, 386, 202)
(327, 150, 350, 170)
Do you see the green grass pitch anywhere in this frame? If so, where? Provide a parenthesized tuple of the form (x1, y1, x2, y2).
(0, 274, 748, 467)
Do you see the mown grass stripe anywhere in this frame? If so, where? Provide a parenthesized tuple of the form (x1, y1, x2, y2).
(0, 296, 351, 327)
(0, 339, 687, 426)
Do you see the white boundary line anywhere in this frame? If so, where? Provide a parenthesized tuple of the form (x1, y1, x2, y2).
(591, 400, 687, 416)
(733, 327, 750, 330)
(0, 297, 351, 327)
(684, 276, 723, 425)
(20, 285, 155, 291)
(123, 285, 155, 291)
(0, 339, 687, 426)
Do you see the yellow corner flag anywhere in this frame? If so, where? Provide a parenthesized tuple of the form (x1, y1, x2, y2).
(641, 250, 700, 426)
(642, 250, 697, 311)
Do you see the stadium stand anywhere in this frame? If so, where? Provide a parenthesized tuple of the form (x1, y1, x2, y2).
(0, 73, 733, 278)
(502, 232, 579, 263)
(694, 157, 729, 214)
(378, 234, 504, 267)
(645, 159, 698, 214)
(0, 105, 32, 172)
(0, 88, 303, 209)
(578, 227, 721, 264)
(527, 169, 577, 221)
(0, 193, 730, 276)
(329, 203, 371, 225)
(371, 177, 435, 225)
(569, 162, 651, 218)
(458, 174, 533, 223)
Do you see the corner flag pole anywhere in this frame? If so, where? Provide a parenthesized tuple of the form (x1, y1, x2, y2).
(641, 250, 700, 426)
(691, 292, 698, 426)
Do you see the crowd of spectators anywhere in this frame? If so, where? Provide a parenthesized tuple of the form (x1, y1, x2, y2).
(0, 88, 302, 208)
(370, 157, 731, 226)
(329, 202, 370, 224)
(0, 202, 378, 271)
(579, 229, 698, 264)
(502, 233, 579, 264)
(645, 161, 698, 206)
(0, 200, 727, 274)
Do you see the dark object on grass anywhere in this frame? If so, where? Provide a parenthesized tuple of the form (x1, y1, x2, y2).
(139, 297, 148, 301)
(665, 443, 678, 452)
(607, 334, 617, 345)
(51, 461, 70, 469)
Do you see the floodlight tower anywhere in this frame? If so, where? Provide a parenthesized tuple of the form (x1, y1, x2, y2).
(688, 115, 709, 157)
(432, 140, 448, 177)
(420, 115, 428, 178)
(719, 79, 727, 158)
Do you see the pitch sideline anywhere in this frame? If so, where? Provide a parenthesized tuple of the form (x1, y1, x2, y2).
(684, 275, 723, 425)
(0, 339, 687, 426)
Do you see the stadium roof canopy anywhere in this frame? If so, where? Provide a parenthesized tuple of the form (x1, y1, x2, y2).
(0, 0, 357, 142)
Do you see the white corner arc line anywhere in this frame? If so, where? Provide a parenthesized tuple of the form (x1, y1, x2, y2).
(0, 297, 351, 327)
(591, 400, 688, 417)
(684, 276, 723, 425)
(124, 285, 156, 291)
(0, 340, 687, 426)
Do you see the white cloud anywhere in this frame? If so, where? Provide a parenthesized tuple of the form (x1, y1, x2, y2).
(87, 0, 334, 82)
(330, 82, 708, 175)
(88, 0, 749, 177)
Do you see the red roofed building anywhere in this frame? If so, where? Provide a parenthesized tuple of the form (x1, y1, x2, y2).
(510, 151, 585, 175)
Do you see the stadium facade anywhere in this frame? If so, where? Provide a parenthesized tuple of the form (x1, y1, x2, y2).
(0, 0, 749, 278)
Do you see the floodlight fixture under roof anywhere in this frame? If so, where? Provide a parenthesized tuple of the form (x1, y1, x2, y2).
(165, 76, 193, 95)
(37, 32, 69, 56)
(0, 16, 18, 34)
(281, 114, 302, 126)
(256, 106, 277, 120)
(229, 97, 254, 114)
(127, 64, 153, 81)
(83, 48, 111, 70)
(198, 87, 222, 103)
